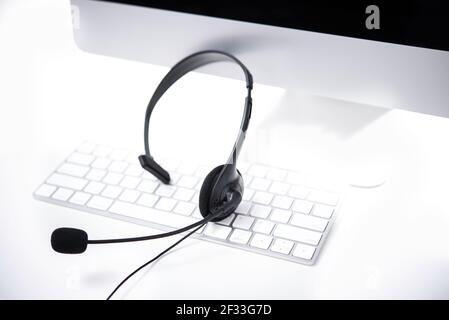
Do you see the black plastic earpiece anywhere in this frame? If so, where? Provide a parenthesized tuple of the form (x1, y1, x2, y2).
(199, 165, 243, 222)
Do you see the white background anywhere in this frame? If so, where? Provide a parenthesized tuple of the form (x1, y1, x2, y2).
(1, 0, 449, 299)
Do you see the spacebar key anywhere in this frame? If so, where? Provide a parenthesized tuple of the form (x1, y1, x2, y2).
(110, 200, 199, 229)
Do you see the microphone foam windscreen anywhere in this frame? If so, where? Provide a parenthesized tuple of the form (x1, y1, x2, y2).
(51, 228, 88, 254)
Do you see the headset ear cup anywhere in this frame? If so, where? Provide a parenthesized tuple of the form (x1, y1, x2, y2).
(199, 165, 225, 220)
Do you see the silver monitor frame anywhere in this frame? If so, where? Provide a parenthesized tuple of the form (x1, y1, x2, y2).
(71, 0, 449, 118)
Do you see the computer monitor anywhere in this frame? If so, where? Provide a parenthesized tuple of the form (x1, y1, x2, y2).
(71, 0, 449, 117)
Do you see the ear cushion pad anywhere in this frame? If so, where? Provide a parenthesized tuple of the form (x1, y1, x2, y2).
(199, 165, 226, 221)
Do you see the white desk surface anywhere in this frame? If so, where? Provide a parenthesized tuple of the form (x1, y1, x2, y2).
(1, 0, 448, 299)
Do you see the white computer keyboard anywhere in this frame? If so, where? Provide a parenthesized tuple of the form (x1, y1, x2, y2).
(34, 142, 343, 265)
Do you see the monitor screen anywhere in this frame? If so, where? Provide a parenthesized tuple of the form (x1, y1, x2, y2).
(99, 0, 449, 52)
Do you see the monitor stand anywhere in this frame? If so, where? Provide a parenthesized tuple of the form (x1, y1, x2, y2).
(243, 89, 391, 188)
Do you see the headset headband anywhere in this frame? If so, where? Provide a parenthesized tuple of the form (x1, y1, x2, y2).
(139, 50, 253, 184)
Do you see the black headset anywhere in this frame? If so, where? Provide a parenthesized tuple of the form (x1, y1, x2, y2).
(50, 50, 253, 299)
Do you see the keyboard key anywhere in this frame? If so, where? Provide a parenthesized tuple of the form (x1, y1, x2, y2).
(137, 179, 159, 193)
(126, 154, 140, 165)
(77, 141, 96, 154)
(110, 200, 199, 227)
(308, 190, 339, 206)
(195, 225, 205, 234)
(242, 188, 255, 201)
(235, 201, 251, 215)
(103, 172, 124, 185)
(170, 172, 181, 184)
(162, 158, 180, 171)
(155, 197, 177, 211)
(229, 229, 252, 245)
(269, 181, 290, 195)
(238, 162, 250, 174)
(289, 185, 309, 199)
(84, 181, 106, 194)
(173, 187, 195, 201)
(52, 188, 74, 201)
(35, 184, 56, 197)
(125, 164, 143, 177)
(47, 173, 88, 190)
(252, 191, 273, 205)
(93, 145, 113, 157)
(177, 163, 197, 175)
(270, 239, 294, 255)
(269, 209, 292, 224)
(101, 185, 122, 199)
(292, 199, 313, 214)
(177, 176, 199, 188)
(290, 213, 328, 232)
(58, 163, 89, 177)
(243, 175, 253, 187)
(192, 208, 203, 218)
(204, 223, 232, 240)
(274, 224, 322, 246)
(86, 168, 106, 181)
(285, 172, 304, 185)
(248, 164, 269, 177)
(91, 157, 112, 169)
(173, 201, 195, 216)
(271, 195, 293, 209)
(110, 149, 128, 161)
(266, 168, 288, 181)
(292, 243, 316, 260)
(233, 215, 255, 230)
(312, 204, 334, 219)
(67, 152, 94, 166)
(69, 191, 91, 205)
(250, 204, 271, 219)
(194, 165, 211, 178)
(250, 177, 271, 191)
(142, 171, 158, 181)
(250, 234, 273, 250)
(87, 195, 113, 210)
(155, 185, 176, 197)
(109, 160, 128, 173)
(120, 176, 141, 189)
(252, 219, 275, 234)
(193, 179, 203, 191)
(137, 193, 159, 207)
(119, 189, 140, 203)
(216, 213, 235, 226)
(191, 192, 199, 204)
